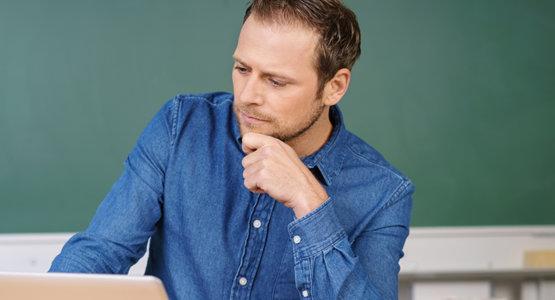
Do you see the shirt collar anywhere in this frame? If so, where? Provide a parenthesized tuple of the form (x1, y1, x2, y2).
(231, 104, 348, 186)
(300, 105, 348, 186)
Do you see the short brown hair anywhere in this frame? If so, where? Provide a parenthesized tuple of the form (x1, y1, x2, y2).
(243, 0, 361, 99)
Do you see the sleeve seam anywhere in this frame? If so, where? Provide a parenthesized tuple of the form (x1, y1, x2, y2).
(124, 157, 162, 196)
(383, 179, 412, 210)
(346, 143, 405, 181)
(169, 95, 181, 148)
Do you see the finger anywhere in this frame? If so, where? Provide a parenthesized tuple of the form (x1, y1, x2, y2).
(241, 149, 263, 169)
(241, 141, 256, 154)
(242, 161, 262, 178)
(243, 159, 275, 183)
(241, 132, 280, 154)
(252, 187, 265, 193)
(242, 145, 278, 168)
(243, 176, 257, 190)
(243, 175, 265, 194)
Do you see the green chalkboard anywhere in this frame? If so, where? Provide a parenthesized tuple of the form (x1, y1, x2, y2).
(1, 0, 554, 233)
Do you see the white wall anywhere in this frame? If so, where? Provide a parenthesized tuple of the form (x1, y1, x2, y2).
(399, 226, 555, 300)
(2, 226, 555, 299)
(0, 233, 148, 275)
(401, 226, 555, 272)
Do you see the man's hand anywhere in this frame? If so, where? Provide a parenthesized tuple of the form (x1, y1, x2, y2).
(241, 132, 329, 219)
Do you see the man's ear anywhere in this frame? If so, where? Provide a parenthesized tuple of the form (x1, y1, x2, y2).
(322, 68, 351, 106)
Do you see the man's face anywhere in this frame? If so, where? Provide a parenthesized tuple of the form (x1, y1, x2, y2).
(232, 16, 325, 142)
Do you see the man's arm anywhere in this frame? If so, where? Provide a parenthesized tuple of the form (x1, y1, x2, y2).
(240, 132, 413, 299)
(49, 98, 176, 274)
(288, 181, 413, 299)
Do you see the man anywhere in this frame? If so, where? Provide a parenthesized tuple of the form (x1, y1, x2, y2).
(50, 1, 413, 299)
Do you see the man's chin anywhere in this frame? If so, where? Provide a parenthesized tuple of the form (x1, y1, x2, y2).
(239, 126, 267, 137)
(240, 123, 283, 140)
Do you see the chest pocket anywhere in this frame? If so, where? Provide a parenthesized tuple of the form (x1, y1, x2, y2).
(272, 242, 299, 299)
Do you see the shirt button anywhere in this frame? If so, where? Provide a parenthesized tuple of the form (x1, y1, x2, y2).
(252, 219, 262, 228)
(293, 235, 302, 244)
(239, 277, 248, 286)
(302, 290, 310, 297)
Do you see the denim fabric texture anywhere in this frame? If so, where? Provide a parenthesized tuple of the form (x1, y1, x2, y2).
(49, 92, 414, 300)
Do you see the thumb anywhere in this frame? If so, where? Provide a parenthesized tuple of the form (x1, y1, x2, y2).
(241, 138, 256, 154)
(241, 132, 269, 154)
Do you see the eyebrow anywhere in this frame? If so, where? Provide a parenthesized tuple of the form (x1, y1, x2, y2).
(232, 55, 296, 82)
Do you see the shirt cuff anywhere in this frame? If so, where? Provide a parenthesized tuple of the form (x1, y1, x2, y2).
(287, 197, 346, 259)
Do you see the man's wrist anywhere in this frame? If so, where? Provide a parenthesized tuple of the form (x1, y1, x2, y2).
(293, 188, 328, 219)
(288, 197, 346, 258)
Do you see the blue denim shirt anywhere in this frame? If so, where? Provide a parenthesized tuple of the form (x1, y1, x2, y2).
(49, 92, 414, 299)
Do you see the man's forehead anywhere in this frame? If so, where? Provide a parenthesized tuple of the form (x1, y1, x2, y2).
(235, 16, 318, 76)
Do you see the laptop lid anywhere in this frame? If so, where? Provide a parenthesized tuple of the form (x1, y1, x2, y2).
(0, 272, 168, 300)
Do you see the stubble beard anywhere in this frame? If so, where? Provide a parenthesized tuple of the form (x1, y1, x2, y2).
(234, 99, 325, 143)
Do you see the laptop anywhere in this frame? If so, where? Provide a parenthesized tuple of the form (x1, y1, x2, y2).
(0, 272, 168, 300)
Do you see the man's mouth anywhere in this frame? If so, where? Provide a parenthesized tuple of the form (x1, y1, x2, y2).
(240, 110, 267, 124)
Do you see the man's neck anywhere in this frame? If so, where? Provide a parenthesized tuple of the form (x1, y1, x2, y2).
(286, 106, 333, 158)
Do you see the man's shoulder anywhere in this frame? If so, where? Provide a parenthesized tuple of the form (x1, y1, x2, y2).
(171, 91, 234, 108)
(152, 91, 235, 145)
(342, 130, 412, 185)
(159, 91, 235, 128)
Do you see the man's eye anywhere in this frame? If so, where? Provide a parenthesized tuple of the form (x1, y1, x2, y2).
(235, 66, 248, 73)
(269, 79, 285, 88)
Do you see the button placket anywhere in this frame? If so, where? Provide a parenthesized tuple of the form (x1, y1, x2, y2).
(230, 194, 276, 299)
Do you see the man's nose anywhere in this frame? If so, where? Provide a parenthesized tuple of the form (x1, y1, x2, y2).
(239, 76, 264, 106)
